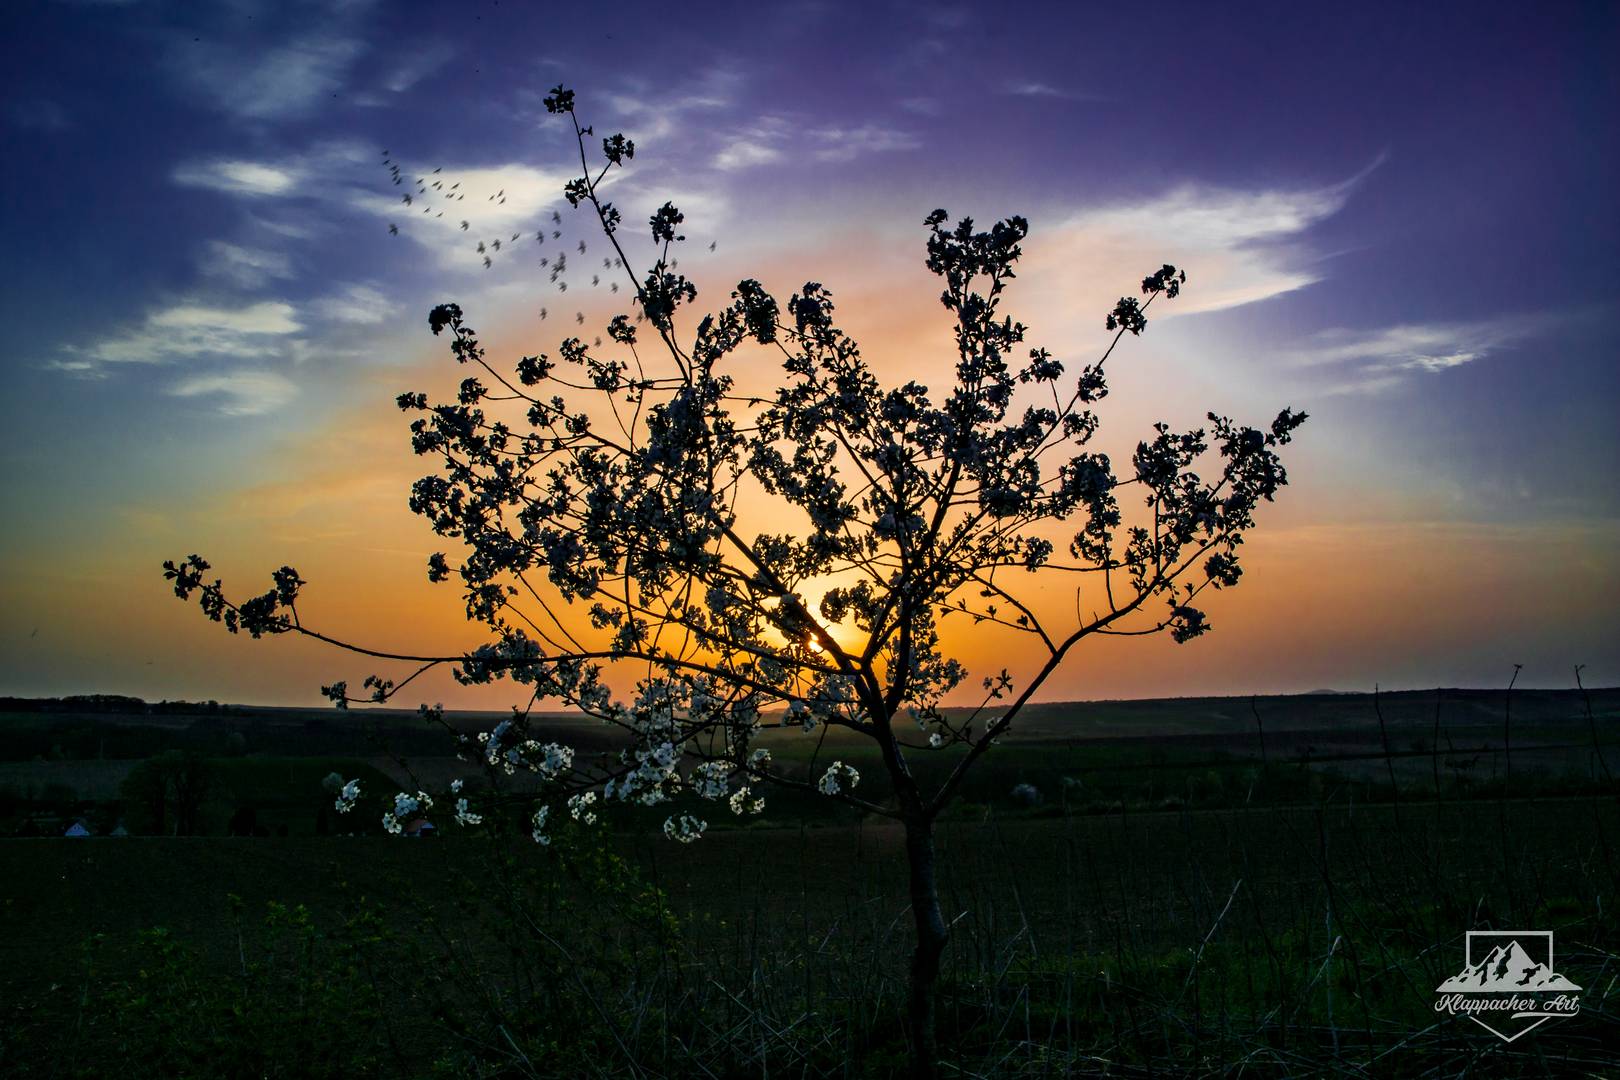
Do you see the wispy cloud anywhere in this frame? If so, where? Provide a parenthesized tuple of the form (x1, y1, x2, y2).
(175, 159, 304, 197)
(712, 116, 791, 171)
(174, 140, 371, 204)
(811, 124, 922, 162)
(168, 370, 299, 416)
(151, 302, 300, 335)
(1002, 81, 1101, 101)
(168, 34, 366, 122)
(1024, 172, 1369, 320)
(606, 67, 742, 143)
(380, 43, 455, 94)
(315, 283, 394, 325)
(710, 116, 921, 170)
(715, 138, 783, 171)
(63, 301, 302, 369)
(1080, 184, 1351, 253)
(1294, 316, 1546, 394)
(199, 241, 294, 288)
(348, 162, 577, 268)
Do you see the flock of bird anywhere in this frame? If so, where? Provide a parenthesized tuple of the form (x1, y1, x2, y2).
(380, 149, 719, 342)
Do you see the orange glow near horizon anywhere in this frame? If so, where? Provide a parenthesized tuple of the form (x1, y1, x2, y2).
(4, 224, 1617, 707)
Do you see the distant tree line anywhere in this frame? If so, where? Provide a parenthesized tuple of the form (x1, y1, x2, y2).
(0, 695, 236, 715)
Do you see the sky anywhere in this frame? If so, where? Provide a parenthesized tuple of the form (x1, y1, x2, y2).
(1, 0, 1616, 708)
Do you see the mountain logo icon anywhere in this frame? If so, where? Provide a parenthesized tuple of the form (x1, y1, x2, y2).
(1434, 931, 1581, 1042)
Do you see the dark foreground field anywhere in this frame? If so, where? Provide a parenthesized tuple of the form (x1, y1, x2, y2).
(4, 796, 1619, 1077)
(3, 688, 1618, 1076)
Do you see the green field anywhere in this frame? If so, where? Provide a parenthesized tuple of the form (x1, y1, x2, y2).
(2, 688, 1617, 1077)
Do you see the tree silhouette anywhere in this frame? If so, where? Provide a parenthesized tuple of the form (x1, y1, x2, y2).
(120, 751, 214, 836)
(164, 86, 1305, 1078)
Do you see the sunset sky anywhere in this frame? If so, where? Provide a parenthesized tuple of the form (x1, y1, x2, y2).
(2, 0, 1616, 708)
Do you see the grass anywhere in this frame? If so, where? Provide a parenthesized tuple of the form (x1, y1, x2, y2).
(4, 796, 1619, 1076)
(2, 686, 1617, 1076)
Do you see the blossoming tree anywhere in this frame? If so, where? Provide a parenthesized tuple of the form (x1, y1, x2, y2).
(164, 86, 1305, 1078)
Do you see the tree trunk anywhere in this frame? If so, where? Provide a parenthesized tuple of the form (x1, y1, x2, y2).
(905, 813, 948, 1079)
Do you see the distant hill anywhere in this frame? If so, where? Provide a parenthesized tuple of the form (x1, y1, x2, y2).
(5, 686, 1615, 754)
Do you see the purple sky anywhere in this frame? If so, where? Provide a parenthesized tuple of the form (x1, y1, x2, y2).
(1, 0, 1616, 704)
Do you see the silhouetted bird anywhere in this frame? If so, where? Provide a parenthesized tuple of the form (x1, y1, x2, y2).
(388, 223, 398, 235)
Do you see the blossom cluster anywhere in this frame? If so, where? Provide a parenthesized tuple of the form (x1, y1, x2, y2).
(382, 790, 433, 834)
(818, 761, 860, 796)
(567, 791, 598, 824)
(662, 813, 706, 843)
(333, 778, 361, 814)
(477, 716, 574, 779)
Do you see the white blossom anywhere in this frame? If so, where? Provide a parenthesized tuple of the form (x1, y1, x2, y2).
(567, 791, 598, 824)
(333, 778, 361, 814)
(728, 785, 763, 816)
(662, 813, 706, 843)
(818, 760, 860, 796)
(453, 797, 483, 826)
(691, 761, 732, 800)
